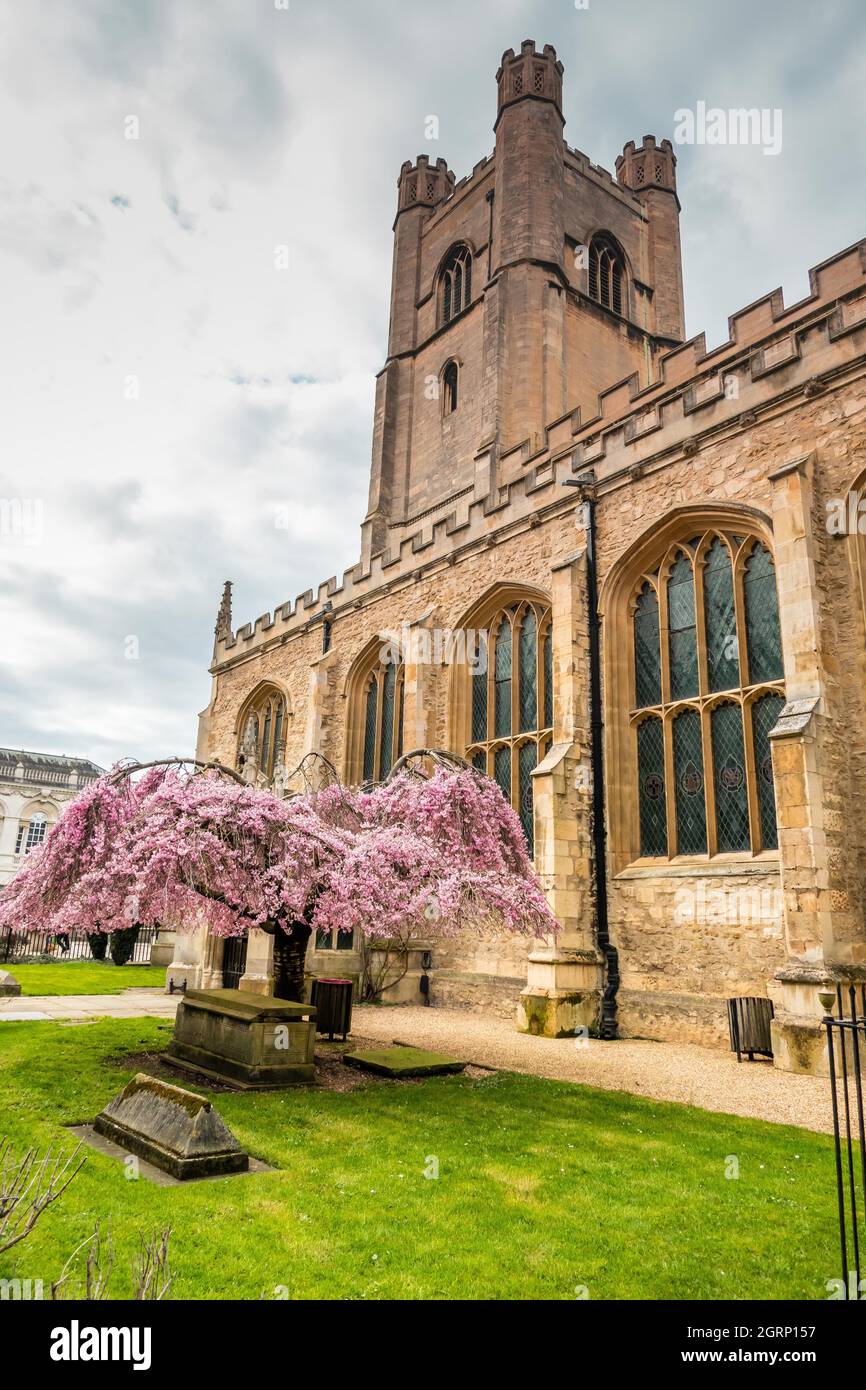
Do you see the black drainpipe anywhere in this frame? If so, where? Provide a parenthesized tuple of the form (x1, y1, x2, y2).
(566, 475, 619, 1039)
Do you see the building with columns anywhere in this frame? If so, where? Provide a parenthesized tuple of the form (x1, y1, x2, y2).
(184, 40, 866, 1074)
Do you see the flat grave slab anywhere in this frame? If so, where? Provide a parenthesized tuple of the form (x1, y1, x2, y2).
(342, 1046, 467, 1077)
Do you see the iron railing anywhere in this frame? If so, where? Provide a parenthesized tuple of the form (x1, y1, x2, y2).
(0, 926, 160, 965)
(824, 983, 866, 1301)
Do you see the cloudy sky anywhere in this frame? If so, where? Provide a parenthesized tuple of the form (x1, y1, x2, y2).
(0, 0, 863, 770)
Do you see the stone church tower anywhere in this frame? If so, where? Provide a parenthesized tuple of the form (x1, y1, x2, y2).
(187, 41, 866, 1076)
(365, 41, 684, 563)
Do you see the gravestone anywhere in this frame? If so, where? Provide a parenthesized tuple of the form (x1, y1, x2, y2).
(0, 971, 21, 996)
(343, 1046, 467, 1077)
(94, 1073, 248, 1179)
(164, 988, 316, 1088)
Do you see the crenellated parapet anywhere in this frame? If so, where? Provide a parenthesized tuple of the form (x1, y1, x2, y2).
(616, 134, 677, 198)
(213, 232, 866, 671)
(495, 39, 563, 126)
(396, 155, 455, 214)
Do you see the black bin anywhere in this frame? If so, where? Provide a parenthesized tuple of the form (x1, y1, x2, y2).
(310, 977, 353, 1041)
(727, 996, 774, 1062)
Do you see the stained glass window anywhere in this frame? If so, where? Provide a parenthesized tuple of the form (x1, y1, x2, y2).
(543, 624, 553, 729)
(519, 609, 537, 732)
(711, 703, 750, 852)
(668, 552, 699, 699)
(494, 616, 512, 737)
(629, 529, 784, 861)
(380, 661, 396, 776)
(744, 544, 783, 684)
(363, 677, 378, 781)
(494, 745, 511, 802)
(637, 718, 667, 856)
(673, 709, 707, 855)
(634, 582, 661, 707)
(703, 538, 739, 692)
(518, 742, 538, 853)
(472, 666, 487, 743)
(360, 659, 403, 783)
(752, 693, 784, 850)
(464, 600, 551, 851)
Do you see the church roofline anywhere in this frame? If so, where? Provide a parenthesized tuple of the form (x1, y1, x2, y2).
(212, 234, 866, 668)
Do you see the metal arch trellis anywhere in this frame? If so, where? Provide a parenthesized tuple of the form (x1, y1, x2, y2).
(107, 756, 246, 786)
(384, 747, 474, 783)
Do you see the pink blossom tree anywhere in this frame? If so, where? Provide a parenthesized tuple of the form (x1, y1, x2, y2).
(0, 755, 557, 1000)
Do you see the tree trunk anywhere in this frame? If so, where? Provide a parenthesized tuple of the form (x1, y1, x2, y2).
(272, 922, 312, 1002)
(88, 933, 108, 961)
(109, 923, 141, 966)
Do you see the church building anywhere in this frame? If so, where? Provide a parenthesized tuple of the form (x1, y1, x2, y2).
(182, 41, 866, 1074)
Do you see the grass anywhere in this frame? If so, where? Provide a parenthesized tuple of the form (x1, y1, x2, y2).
(0, 1017, 841, 1300)
(4, 962, 167, 996)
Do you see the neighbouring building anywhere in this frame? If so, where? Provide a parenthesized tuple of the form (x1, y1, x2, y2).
(0, 748, 103, 889)
(183, 40, 866, 1074)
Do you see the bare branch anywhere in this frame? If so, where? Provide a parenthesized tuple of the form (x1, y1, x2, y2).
(0, 1140, 86, 1255)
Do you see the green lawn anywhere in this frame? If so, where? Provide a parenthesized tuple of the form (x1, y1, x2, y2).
(5, 962, 166, 996)
(0, 1018, 840, 1300)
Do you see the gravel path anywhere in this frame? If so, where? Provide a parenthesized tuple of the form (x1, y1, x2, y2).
(353, 1004, 838, 1136)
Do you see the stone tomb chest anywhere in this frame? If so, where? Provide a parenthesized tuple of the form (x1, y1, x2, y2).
(165, 988, 316, 1088)
(94, 1073, 248, 1179)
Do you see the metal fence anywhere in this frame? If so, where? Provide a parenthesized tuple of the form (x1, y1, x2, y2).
(0, 926, 160, 966)
(825, 984, 866, 1301)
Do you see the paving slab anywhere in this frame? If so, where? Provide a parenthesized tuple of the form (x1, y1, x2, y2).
(343, 1046, 466, 1077)
(0, 989, 179, 1022)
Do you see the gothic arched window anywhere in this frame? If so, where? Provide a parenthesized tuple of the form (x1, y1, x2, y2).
(361, 656, 404, 783)
(464, 597, 553, 853)
(631, 532, 784, 859)
(587, 234, 625, 315)
(439, 244, 473, 325)
(236, 686, 287, 784)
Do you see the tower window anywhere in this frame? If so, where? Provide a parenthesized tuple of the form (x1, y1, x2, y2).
(588, 235, 625, 315)
(439, 244, 473, 325)
(443, 361, 459, 414)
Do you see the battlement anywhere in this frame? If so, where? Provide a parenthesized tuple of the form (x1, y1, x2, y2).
(396, 155, 455, 213)
(547, 237, 866, 474)
(212, 237, 866, 670)
(616, 134, 678, 196)
(495, 39, 563, 125)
